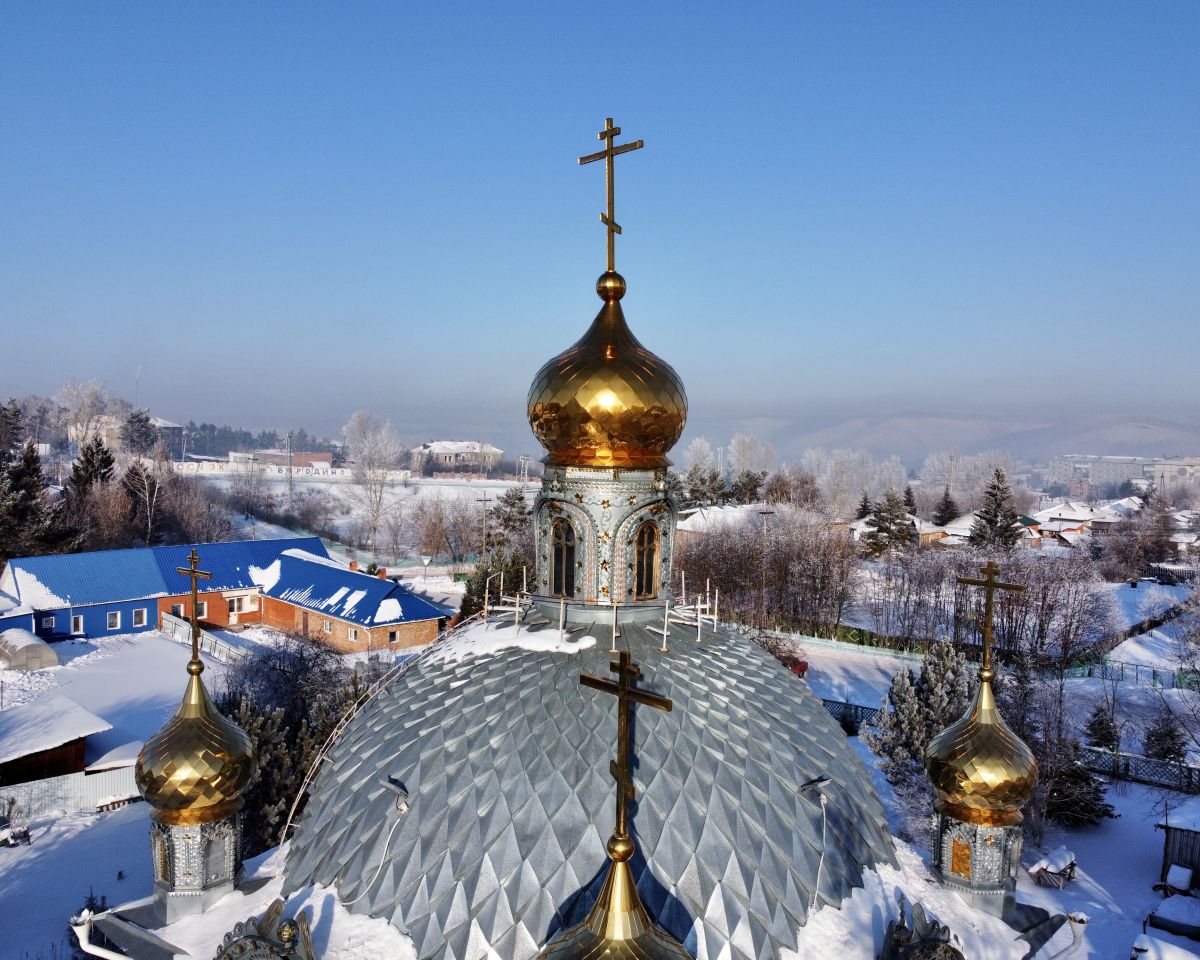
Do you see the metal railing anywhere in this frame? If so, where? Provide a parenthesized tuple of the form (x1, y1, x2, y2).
(159, 612, 246, 663)
(1079, 745, 1200, 794)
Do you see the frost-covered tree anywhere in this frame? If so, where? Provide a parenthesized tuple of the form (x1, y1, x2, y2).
(968, 468, 1021, 551)
(55, 378, 110, 449)
(684, 461, 725, 506)
(1045, 747, 1116, 826)
(1084, 702, 1119, 751)
(0, 398, 23, 465)
(856, 491, 872, 520)
(903, 485, 918, 516)
(932, 485, 959, 527)
(728, 434, 777, 476)
(730, 469, 766, 504)
(861, 488, 914, 556)
(919, 636, 973, 737)
(343, 410, 402, 555)
(120, 408, 158, 455)
(864, 668, 927, 776)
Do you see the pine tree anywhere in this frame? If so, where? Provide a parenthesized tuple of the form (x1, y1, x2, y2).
(1144, 711, 1188, 762)
(0, 442, 72, 560)
(0, 398, 23, 465)
(968, 468, 1021, 551)
(730, 469, 766, 505)
(856, 491, 872, 520)
(1084, 702, 1119, 751)
(864, 667, 927, 775)
(932, 485, 959, 527)
(1046, 747, 1116, 826)
(120, 408, 158, 456)
(459, 549, 531, 619)
(684, 462, 725, 507)
(65, 434, 116, 506)
(903, 485, 917, 516)
(861, 488, 914, 556)
(917, 637, 973, 737)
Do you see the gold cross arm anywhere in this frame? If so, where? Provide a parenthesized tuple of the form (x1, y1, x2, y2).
(176, 549, 212, 665)
(957, 560, 1023, 680)
(578, 117, 644, 273)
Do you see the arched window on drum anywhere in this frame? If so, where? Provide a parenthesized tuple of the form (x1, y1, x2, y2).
(551, 518, 576, 597)
(634, 521, 659, 599)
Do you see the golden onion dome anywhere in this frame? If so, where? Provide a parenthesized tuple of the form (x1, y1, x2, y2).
(528, 271, 687, 469)
(136, 660, 255, 826)
(925, 677, 1036, 826)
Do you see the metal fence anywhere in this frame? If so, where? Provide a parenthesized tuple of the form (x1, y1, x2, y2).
(160, 612, 246, 663)
(1079, 746, 1200, 794)
(1, 766, 139, 821)
(820, 698, 881, 733)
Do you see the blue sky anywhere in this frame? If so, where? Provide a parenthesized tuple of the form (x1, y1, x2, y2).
(1, 3, 1196, 458)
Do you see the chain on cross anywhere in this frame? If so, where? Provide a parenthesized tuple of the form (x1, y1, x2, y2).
(579, 117, 644, 273)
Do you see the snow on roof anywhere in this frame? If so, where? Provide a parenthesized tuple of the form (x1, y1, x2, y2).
(415, 440, 503, 455)
(1133, 934, 1200, 960)
(677, 502, 768, 534)
(263, 553, 443, 628)
(1159, 796, 1200, 831)
(0, 693, 112, 765)
(941, 512, 979, 538)
(85, 738, 143, 772)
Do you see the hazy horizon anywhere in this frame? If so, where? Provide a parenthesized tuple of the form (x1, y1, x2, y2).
(3, 4, 1197, 465)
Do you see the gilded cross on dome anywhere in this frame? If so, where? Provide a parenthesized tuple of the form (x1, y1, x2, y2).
(957, 560, 1023, 682)
(176, 549, 212, 668)
(579, 117, 644, 273)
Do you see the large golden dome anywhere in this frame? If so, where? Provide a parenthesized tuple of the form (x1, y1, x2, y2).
(925, 678, 1036, 826)
(528, 271, 687, 469)
(136, 662, 255, 826)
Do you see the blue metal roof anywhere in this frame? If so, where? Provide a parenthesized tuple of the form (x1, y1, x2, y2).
(153, 537, 329, 595)
(263, 552, 444, 627)
(2, 538, 331, 609)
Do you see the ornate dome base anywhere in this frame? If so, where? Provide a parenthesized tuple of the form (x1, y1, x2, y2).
(283, 613, 895, 960)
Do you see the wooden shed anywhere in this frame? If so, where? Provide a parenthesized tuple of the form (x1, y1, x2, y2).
(1157, 796, 1200, 885)
(0, 694, 111, 787)
(0, 627, 60, 671)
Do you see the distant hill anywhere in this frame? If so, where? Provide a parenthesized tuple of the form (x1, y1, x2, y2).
(738, 414, 1200, 466)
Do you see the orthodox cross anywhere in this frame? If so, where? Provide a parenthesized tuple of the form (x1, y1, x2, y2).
(580, 650, 671, 840)
(579, 117, 644, 273)
(957, 560, 1023, 682)
(176, 548, 212, 665)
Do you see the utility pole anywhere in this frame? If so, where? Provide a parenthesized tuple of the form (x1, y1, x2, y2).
(286, 431, 294, 513)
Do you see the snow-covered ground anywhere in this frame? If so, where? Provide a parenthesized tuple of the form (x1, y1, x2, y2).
(0, 630, 229, 761)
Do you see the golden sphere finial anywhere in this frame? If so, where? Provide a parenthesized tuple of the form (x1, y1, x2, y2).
(187, 658, 203, 675)
(596, 271, 627, 302)
(607, 833, 635, 862)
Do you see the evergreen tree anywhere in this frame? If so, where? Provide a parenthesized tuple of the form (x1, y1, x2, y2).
(0, 442, 72, 560)
(864, 667, 927, 776)
(968, 468, 1021, 551)
(459, 549, 531, 620)
(663, 470, 686, 506)
(65, 434, 116, 506)
(916, 636, 973, 737)
(120, 408, 158, 456)
(932, 485, 959, 527)
(489, 487, 532, 559)
(0, 398, 23, 465)
(861, 488, 914, 556)
(730, 469, 766, 505)
(903, 485, 917, 516)
(1144, 711, 1188, 762)
(856, 491, 872, 520)
(1046, 747, 1116, 826)
(684, 462, 725, 507)
(1084, 703, 1119, 751)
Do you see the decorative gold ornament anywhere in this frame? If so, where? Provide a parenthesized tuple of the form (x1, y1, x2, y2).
(538, 652, 687, 959)
(926, 562, 1036, 827)
(601, 500, 612, 509)
(527, 118, 687, 470)
(136, 550, 255, 826)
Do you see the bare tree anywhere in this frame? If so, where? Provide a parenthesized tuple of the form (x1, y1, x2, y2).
(728, 434, 778, 476)
(342, 410, 401, 556)
(229, 456, 269, 518)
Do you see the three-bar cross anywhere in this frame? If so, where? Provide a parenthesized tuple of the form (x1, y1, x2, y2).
(579, 117, 644, 273)
(957, 560, 1023, 681)
(177, 548, 212, 665)
(581, 650, 671, 840)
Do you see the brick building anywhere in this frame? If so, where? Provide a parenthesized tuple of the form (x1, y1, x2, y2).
(258, 550, 444, 653)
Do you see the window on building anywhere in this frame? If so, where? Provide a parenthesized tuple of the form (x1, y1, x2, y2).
(196, 601, 208, 620)
(388, 630, 399, 644)
(42, 616, 56, 630)
(132, 608, 147, 628)
(322, 619, 332, 633)
(228, 596, 245, 615)
(349, 628, 359, 642)
(634, 522, 659, 600)
(71, 615, 83, 635)
(171, 603, 184, 618)
(107, 611, 121, 630)
(551, 518, 577, 597)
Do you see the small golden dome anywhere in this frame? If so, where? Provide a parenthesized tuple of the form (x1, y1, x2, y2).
(528, 272, 687, 470)
(925, 678, 1036, 826)
(136, 662, 255, 826)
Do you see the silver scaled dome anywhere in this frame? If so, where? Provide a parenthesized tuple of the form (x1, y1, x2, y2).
(284, 614, 895, 959)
